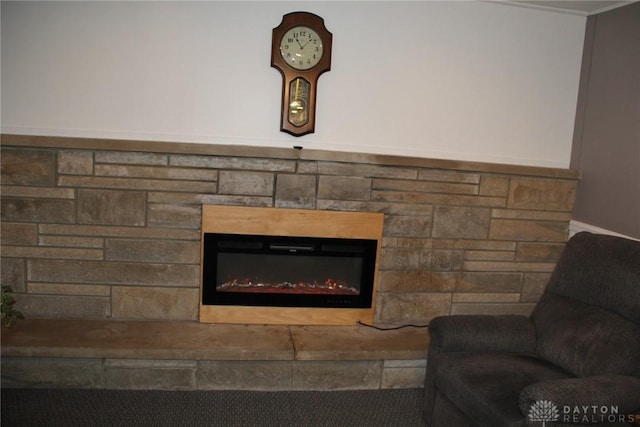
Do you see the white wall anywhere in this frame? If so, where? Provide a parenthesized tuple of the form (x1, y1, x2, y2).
(1, 1, 586, 168)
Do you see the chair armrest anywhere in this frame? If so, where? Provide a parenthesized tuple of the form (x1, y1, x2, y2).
(519, 375, 640, 423)
(429, 315, 536, 353)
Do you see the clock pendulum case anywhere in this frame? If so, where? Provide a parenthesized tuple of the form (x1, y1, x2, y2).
(271, 12, 332, 137)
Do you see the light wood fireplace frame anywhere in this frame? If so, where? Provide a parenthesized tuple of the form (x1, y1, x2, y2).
(200, 205, 384, 325)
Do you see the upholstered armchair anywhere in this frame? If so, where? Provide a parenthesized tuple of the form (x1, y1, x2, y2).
(423, 232, 640, 426)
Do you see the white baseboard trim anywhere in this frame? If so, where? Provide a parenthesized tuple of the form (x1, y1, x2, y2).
(569, 220, 639, 241)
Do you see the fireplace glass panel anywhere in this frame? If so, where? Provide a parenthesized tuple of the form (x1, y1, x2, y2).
(202, 234, 378, 308)
(217, 253, 363, 295)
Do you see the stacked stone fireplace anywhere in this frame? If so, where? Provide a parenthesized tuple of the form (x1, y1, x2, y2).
(0, 135, 579, 326)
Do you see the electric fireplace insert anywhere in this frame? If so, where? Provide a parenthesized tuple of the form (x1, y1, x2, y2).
(201, 233, 378, 309)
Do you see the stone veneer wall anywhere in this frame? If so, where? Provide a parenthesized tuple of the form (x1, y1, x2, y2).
(0, 135, 579, 325)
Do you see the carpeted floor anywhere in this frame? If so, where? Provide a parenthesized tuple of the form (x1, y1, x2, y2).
(1, 388, 427, 427)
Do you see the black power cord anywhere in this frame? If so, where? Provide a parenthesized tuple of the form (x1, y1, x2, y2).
(356, 319, 429, 330)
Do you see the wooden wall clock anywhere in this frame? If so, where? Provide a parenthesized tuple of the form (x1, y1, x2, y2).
(271, 12, 332, 137)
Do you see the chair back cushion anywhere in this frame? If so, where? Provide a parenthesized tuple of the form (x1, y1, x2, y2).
(531, 232, 640, 377)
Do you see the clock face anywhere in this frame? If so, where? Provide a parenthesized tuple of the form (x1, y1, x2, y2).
(279, 26, 324, 71)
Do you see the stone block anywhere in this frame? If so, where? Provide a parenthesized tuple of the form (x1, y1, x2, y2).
(28, 259, 198, 287)
(1, 246, 103, 261)
(77, 189, 146, 226)
(383, 359, 427, 369)
(1, 257, 26, 291)
(489, 219, 568, 242)
(0, 357, 104, 388)
(318, 176, 371, 200)
(291, 361, 382, 390)
(148, 191, 207, 204)
(28, 282, 111, 297)
(38, 235, 104, 248)
(105, 359, 196, 390)
(463, 260, 555, 273)
(105, 239, 200, 263)
(197, 194, 273, 207)
(479, 175, 510, 196)
(429, 250, 464, 271)
(516, 242, 565, 262)
(95, 164, 218, 181)
(60, 175, 216, 193)
(373, 191, 504, 207)
(316, 162, 417, 180)
(464, 250, 514, 261)
(111, 286, 199, 321)
(197, 361, 292, 390)
(319, 199, 432, 216)
(96, 151, 168, 165)
(417, 170, 480, 184)
(383, 237, 432, 250)
(380, 248, 424, 270)
(378, 270, 430, 292)
(170, 155, 296, 172)
(508, 177, 576, 211)
(455, 272, 522, 292)
(1, 185, 75, 199)
(17, 294, 110, 318)
(376, 292, 451, 324)
(147, 203, 202, 229)
(373, 178, 478, 195)
(275, 174, 317, 209)
(1, 222, 38, 246)
(432, 206, 491, 239)
(1, 149, 56, 185)
(491, 208, 571, 221)
(451, 303, 535, 316)
(452, 293, 520, 303)
(1, 198, 76, 224)
(38, 223, 198, 240)
(384, 215, 431, 238)
(315, 199, 385, 213)
(432, 239, 516, 251)
(429, 272, 460, 292)
(218, 171, 274, 196)
(58, 150, 93, 175)
(381, 359, 426, 389)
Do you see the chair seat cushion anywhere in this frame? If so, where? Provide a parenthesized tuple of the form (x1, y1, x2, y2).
(435, 352, 572, 427)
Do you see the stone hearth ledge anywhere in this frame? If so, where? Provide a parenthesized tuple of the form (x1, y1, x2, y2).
(0, 319, 429, 362)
